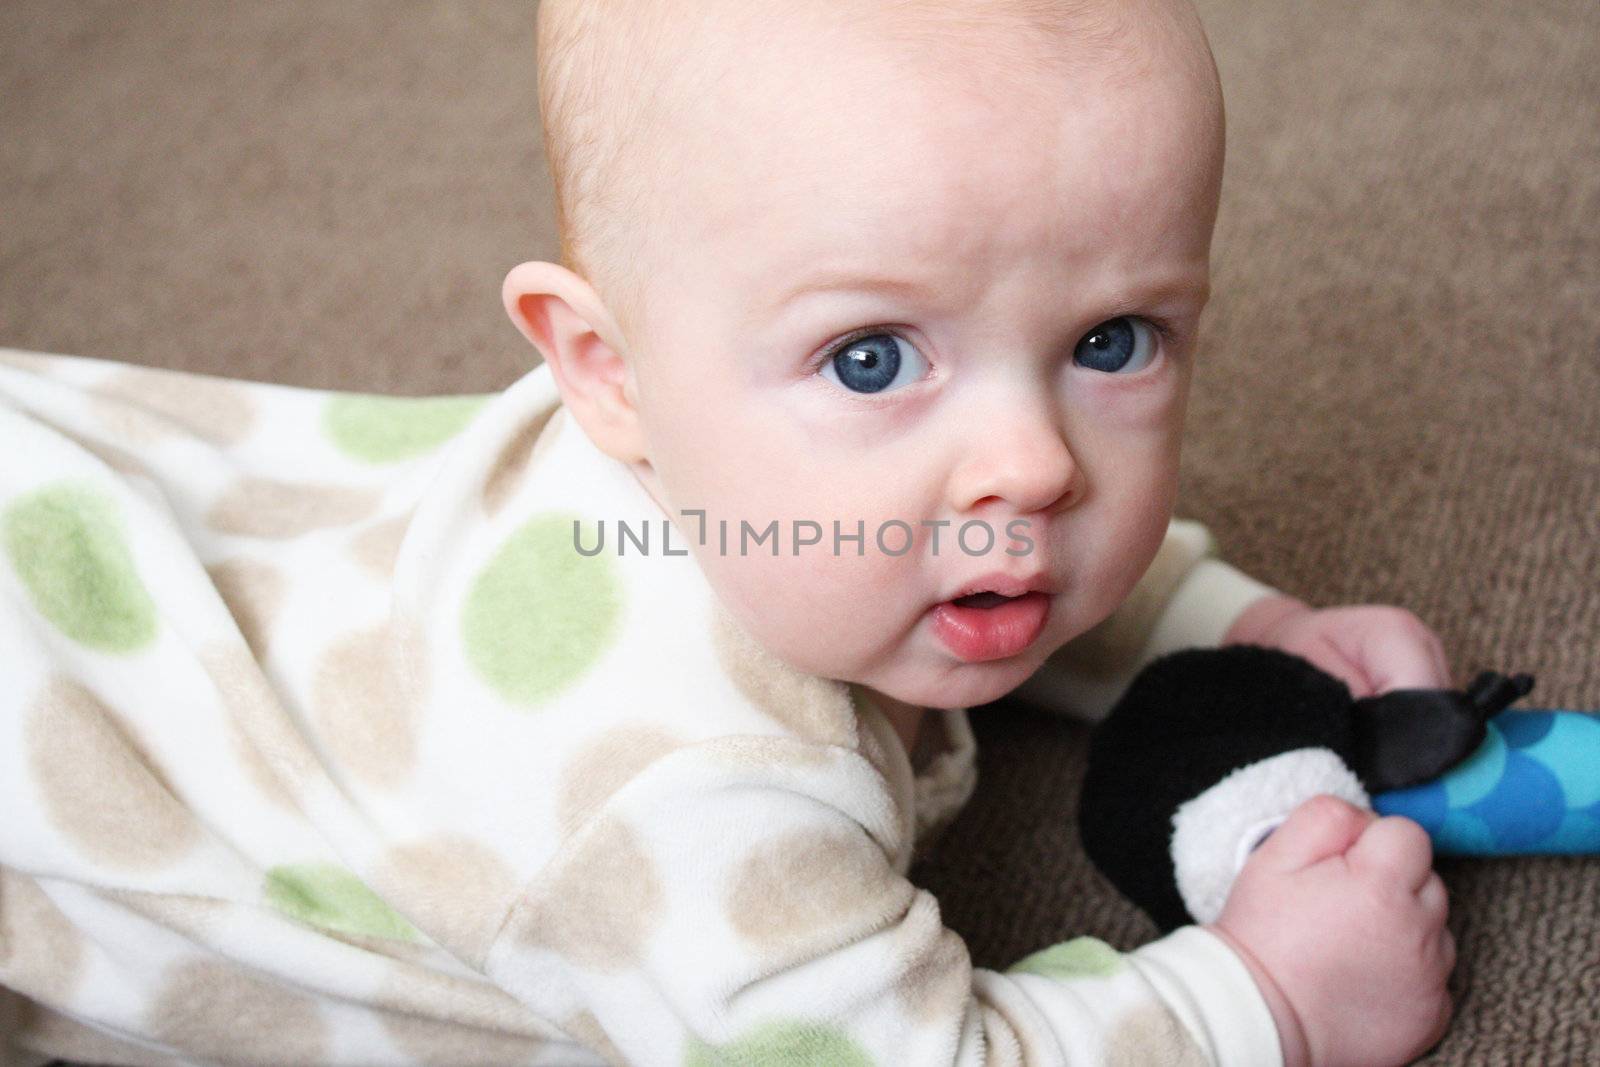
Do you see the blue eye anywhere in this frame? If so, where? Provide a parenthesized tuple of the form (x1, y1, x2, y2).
(819, 332, 929, 394)
(1073, 317, 1158, 374)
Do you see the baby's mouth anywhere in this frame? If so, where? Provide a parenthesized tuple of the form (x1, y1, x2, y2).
(950, 591, 1017, 609)
(930, 590, 1052, 662)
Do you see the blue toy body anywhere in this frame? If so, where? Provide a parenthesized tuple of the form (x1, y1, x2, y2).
(1375, 710, 1600, 854)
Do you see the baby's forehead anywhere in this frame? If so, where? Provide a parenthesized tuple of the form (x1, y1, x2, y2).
(696, 0, 1196, 78)
(673, 4, 1206, 156)
(540, 0, 1219, 332)
(676, 31, 1210, 217)
(648, 9, 1202, 186)
(654, 1, 1143, 106)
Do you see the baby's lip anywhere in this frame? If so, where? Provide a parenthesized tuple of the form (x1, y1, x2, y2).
(943, 570, 1055, 602)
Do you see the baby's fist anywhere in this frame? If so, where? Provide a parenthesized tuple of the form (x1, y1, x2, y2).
(1211, 795, 1455, 1067)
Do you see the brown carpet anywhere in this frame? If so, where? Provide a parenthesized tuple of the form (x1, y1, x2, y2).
(3, 2, 1596, 1063)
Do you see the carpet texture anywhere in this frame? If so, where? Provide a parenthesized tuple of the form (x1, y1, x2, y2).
(2, 2, 1596, 1063)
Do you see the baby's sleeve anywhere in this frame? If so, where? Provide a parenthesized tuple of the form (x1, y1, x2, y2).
(483, 732, 1281, 1065)
(1010, 517, 1282, 723)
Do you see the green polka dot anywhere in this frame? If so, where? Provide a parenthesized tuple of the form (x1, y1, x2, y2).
(461, 512, 621, 706)
(264, 862, 419, 941)
(2, 480, 157, 653)
(683, 1018, 875, 1067)
(322, 393, 490, 463)
(1006, 936, 1126, 980)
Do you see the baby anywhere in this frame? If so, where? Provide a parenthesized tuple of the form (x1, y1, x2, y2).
(512, 0, 1458, 1059)
(0, 0, 1453, 1065)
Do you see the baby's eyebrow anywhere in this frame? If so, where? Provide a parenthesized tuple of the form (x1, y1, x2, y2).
(765, 267, 1210, 321)
(1131, 271, 1212, 309)
(765, 270, 943, 317)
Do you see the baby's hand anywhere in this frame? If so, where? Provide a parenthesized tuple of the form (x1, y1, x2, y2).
(1209, 795, 1455, 1067)
(1223, 595, 1452, 699)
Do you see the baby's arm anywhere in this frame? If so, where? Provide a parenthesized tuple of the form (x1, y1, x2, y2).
(1012, 517, 1281, 721)
(484, 732, 1282, 1065)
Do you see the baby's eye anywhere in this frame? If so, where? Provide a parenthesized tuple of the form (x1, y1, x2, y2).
(819, 332, 929, 395)
(1072, 316, 1159, 374)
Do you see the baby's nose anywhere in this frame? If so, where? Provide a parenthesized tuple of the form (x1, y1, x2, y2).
(950, 417, 1081, 517)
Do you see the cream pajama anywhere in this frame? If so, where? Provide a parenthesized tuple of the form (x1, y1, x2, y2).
(0, 348, 1282, 1066)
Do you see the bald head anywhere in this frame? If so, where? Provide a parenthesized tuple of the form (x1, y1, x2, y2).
(534, 0, 1223, 344)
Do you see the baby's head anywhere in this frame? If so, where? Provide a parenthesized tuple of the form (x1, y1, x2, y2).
(505, 0, 1226, 712)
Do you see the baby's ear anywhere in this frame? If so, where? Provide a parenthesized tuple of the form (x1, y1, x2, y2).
(501, 260, 648, 465)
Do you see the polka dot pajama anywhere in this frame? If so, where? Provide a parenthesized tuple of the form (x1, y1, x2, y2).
(1, 348, 1283, 1065)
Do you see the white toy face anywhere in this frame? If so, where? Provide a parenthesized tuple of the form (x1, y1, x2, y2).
(1169, 747, 1371, 924)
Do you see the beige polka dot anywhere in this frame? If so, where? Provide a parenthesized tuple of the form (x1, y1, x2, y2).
(55, 425, 150, 477)
(25, 676, 202, 870)
(725, 826, 913, 957)
(0, 867, 90, 1002)
(688, 736, 837, 781)
(560, 1008, 628, 1066)
(199, 643, 321, 811)
(482, 406, 563, 516)
(349, 512, 413, 577)
(887, 904, 972, 1024)
(90, 364, 259, 447)
(979, 1004, 1026, 1061)
(370, 834, 519, 970)
(556, 725, 686, 838)
(96, 886, 233, 938)
(310, 623, 419, 790)
(206, 477, 381, 539)
(224, 699, 299, 811)
(369, 958, 571, 1065)
(1047, 530, 1202, 682)
(855, 691, 909, 793)
(852, 693, 916, 871)
(146, 957, 329, 1063)
(710, 601, 858, 748)
(1105, 1003, 1209, 1066)
(320, 927, 439, 968)
(378, 1010, 550, 1066)
(374, 951, 565, 1034)
(9, 995, 187, 1066)
(506, 814, 663, 972)
(206, 556, 287, 660)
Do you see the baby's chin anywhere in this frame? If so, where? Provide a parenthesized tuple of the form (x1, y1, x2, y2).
(865, 652, 1049, 712)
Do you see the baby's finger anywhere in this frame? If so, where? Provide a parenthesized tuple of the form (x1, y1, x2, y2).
(1436, 925, 1458, 975)
(1424, 988, 1455, 1054)
(1426, 629, 1453, 690)
(1250, 794, 1374, 874)
(1358, 609, 1451, 692)
(1418, 872, 1450, 918)
(1346, 815, 1435, 891)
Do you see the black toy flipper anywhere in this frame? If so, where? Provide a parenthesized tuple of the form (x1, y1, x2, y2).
(1349, 670, 1536, 792)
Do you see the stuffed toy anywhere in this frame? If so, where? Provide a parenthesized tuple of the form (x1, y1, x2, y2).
(1078, 643, 1597, 932)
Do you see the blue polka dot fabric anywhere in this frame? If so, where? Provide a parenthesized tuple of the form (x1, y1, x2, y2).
(1375, 711, 1600, 854)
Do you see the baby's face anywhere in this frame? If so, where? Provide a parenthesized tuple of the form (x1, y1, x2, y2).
(612, 5, 1223, 710)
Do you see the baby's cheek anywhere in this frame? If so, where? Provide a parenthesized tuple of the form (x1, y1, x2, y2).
(712, 550, 908, 679)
